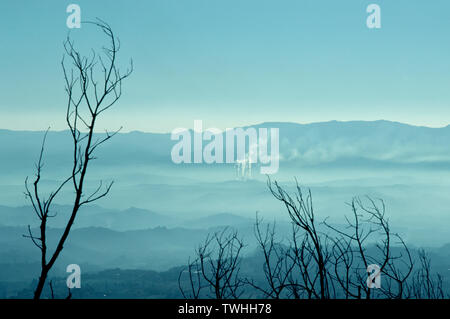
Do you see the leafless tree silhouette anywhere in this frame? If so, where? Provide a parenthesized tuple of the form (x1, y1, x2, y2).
(285, 223, 333, 298)
(179, 228, 245, 299)
(178, 257, 204, 299)
(24, 19, 132, 299)
(245, 215, 294, 298)
(267, 178, 332, 299)
(409, 249, 445, 299)
(325, 197, 414, 299)
(179, 179, 446, 300)
(263, 178, 443, 300)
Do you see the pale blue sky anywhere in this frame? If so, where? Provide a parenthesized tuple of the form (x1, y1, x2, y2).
(0, 0, 449, 132)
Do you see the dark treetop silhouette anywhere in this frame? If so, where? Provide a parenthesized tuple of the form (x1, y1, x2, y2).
(179, 178, 446, 299)
(24, 19, 132, 299)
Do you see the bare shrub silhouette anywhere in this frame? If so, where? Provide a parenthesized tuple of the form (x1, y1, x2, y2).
(24, 19, 132, 299)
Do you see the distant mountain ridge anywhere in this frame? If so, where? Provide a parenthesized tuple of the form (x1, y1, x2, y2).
(1, 120, 450, 218)
(0, 204, 253, 231)
(1, 120, 449, 175)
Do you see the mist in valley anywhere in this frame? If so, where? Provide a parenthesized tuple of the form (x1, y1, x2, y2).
(1, 121, 450, 298)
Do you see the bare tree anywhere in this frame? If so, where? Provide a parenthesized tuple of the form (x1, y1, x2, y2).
(246, 214, 294, 298)
(266, 179, 438, 300)
(409, 249, 445, 299)
(325, 197, 414, 299)
(178, 257, 204, 299)
(179, 228, 245, 299)
(267, 178, 332, 299)
(180, 178, 446, 300)
(285, 223, 335, 299)
(24, 19, 132, 299)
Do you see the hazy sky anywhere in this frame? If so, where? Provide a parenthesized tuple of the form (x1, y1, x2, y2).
(0, 0, 449, 132)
